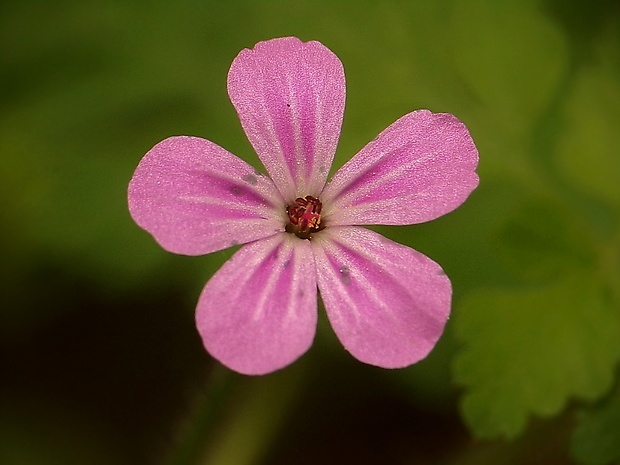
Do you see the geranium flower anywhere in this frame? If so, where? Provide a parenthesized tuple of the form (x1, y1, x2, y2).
(128, 37, 479, 375)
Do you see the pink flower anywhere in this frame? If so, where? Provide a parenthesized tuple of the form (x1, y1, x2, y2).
(128, 37, 479, 375)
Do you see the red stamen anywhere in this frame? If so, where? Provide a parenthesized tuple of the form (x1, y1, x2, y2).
(286, 195, 324, 239)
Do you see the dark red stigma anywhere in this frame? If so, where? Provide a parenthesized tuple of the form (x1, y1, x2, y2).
(286, 195, 324, 239)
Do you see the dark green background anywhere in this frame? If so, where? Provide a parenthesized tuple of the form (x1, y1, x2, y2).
(2, 1, 619, 464)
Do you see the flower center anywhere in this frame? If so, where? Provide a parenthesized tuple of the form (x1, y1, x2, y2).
(286, 195, 324, 239)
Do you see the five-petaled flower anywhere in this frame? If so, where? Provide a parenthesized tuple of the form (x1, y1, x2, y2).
(128, 37, 479, 375)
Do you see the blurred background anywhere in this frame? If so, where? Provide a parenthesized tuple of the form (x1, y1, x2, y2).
(1, 0, 619, 464)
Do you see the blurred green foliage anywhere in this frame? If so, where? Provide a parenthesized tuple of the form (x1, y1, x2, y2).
(1, 0, 619, 464)
(571, 383, 620, 465)
(455, 274, 620, 439)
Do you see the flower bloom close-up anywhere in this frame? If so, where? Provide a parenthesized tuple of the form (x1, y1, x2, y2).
(128, 37, 479, 375)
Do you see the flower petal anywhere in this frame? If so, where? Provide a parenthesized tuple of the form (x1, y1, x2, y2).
(196, 234, 317, 375)
(227, 37, 346, 200)
(322, 110, 479, 226)
(128, 136, 284, 256)
(312, 226, 451, 368)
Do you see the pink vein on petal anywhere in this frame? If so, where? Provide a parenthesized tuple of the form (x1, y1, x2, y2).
(196, 234, 318, 375)
(128, 136, 284, 256)
(312, 226, 452, 368)
(322, 110, 479, 226)
(227, 37, 345, 200)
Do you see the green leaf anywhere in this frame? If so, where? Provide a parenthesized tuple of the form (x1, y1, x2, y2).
(453, 274, 620, 439)
(571, 384, 620, 465)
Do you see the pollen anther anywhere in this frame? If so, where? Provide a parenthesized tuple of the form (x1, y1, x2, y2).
(286, 195, 324, 239)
